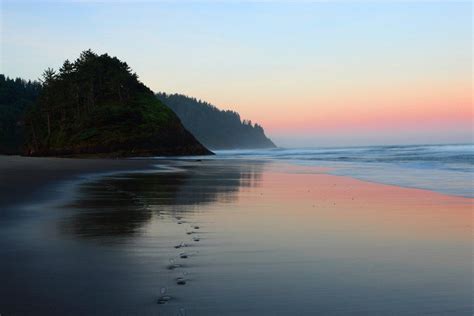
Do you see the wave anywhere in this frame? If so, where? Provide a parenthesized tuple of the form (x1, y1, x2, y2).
(214, 144, 474, 198)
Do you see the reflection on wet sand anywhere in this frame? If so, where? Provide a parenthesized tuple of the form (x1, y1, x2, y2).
(1, 159, 471, 315)
(61, 161, 264, 238)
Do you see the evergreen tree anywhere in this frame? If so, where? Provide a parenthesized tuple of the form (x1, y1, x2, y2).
(0, 75, 42, 153)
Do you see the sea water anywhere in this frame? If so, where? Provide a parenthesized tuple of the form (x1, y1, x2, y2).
(214, 143, 474, 197)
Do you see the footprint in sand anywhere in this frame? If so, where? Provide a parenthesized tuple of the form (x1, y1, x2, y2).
(174, 242, 187, 249)
(157, 287, 171, 304)
(176, 271, 188, 285)
(167, 258, 181, 270)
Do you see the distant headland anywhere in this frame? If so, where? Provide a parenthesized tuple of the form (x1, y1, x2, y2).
(157, 93, 275, 150)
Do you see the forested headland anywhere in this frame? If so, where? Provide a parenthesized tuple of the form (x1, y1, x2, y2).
(0, 50, 276, 156)
(7, 50, 211, 157)
(156, 93, 276, 149)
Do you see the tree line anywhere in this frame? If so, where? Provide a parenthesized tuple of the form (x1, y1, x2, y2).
(0, 75, 41, 153)
(0, 50, 275, 155)
(156, 93, 275, 149)
(25, 50, 154, 152)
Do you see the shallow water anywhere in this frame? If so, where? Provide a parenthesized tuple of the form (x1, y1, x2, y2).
(213, 144, 474, 197)
(0, 160, 472, 315)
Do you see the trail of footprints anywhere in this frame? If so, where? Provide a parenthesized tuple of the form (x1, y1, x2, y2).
(104, 184, 199, 314)
(157, 212, 203, 315)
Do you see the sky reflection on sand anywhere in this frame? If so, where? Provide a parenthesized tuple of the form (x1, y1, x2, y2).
(0, 160, 472, 315)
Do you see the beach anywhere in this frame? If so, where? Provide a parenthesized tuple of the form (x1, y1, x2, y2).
(0, 155, 472, 315)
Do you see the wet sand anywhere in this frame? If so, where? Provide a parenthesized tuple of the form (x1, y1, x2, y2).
(0, 155, 158, 208)
(0, 157, 472, 315)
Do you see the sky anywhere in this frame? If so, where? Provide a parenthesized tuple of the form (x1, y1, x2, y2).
(0, 0, 472, 147)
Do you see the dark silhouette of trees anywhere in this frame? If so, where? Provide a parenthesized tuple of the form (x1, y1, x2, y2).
(0, 75, 42, 153)
(156, 93, 276, 149)
(1, 49, 274, 155)
(22, 50, 210, 157)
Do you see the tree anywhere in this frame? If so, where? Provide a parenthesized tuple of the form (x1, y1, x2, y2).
(0, 75, 42, 154)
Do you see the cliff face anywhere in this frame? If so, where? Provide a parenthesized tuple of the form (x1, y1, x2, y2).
(23, 51, 212, 157)
(157, 93, 276, 150)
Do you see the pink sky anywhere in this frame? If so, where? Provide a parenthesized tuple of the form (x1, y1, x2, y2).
(3, 1, 472, 146)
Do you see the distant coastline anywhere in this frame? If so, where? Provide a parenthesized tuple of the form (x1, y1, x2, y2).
(157, 92, 276, 150)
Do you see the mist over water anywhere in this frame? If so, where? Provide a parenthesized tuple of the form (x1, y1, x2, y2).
(214, 144, 474, 197)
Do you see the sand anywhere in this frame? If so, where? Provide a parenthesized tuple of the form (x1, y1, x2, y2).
(0, 155, 157, 208)
(0, 157, 472, 315)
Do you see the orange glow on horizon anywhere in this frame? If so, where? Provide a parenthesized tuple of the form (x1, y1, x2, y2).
(222, 79, 472, 136)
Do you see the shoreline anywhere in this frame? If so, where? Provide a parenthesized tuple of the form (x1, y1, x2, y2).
(1, 155, 472, 211)
(0, 155, 160, 209)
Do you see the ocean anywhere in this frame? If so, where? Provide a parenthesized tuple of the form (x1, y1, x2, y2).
(213, 143, 474, 198)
